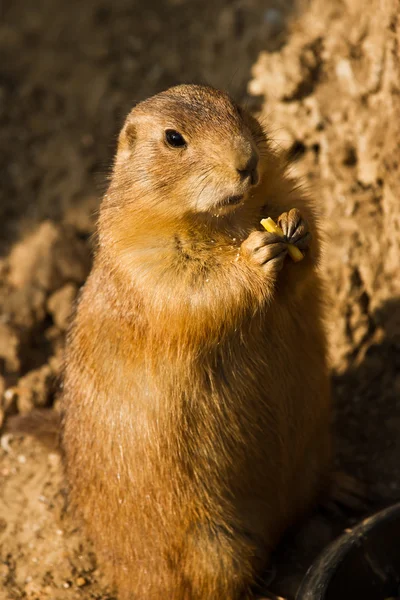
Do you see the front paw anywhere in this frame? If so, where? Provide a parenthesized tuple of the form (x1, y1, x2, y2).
(241, 231, 288, 275)
(277, 208, 311, 252)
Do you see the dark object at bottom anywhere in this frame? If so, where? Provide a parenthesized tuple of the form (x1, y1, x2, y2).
(297, 502, 400, 600)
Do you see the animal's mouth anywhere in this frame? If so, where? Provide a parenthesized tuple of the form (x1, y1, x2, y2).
(217, 194, 244, 208)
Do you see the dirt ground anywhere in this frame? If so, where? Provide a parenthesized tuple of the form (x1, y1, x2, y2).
(0, 0, 399, 598)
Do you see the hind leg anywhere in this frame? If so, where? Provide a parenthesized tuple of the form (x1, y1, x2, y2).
(115, 523, 268, 600)
(178, 523, 264, 600)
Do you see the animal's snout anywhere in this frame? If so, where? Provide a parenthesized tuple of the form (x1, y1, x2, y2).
(236, 150, 259, 186)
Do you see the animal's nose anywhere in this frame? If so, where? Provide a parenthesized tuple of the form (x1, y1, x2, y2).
(236, 151, 259, 186)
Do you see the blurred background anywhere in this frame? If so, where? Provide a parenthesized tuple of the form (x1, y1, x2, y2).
(0, 0, 293, 253)
(0, 0, 399, 598)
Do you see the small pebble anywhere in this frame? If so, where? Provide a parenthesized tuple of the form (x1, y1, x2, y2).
(4, 388, 16, 402)
(48, 452, 60, 467)
(0, 434, 13, 453)
(76, 576, 87, 587)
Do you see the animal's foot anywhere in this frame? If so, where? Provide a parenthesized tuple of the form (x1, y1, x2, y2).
(321, 471, 370, 516)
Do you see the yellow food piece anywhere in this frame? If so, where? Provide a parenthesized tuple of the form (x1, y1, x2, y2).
(260, 217, 304, 263)
(261, 217, 285, 237)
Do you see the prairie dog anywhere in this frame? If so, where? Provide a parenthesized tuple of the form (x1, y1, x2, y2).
(62, 85, 331, 600)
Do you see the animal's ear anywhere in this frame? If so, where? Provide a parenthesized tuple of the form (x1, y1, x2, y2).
(118, 121, 136, 155)
(124, 123, 137, 146)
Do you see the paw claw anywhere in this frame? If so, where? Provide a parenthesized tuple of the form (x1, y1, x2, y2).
(287, 208, 302, 238)
(277, 209, 311, 252)
(293, 231, 312, 250)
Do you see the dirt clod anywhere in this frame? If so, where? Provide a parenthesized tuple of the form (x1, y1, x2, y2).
(14, 365, 54, 414)
(8, 221, 90, 293)
(47, 284, 78, 331)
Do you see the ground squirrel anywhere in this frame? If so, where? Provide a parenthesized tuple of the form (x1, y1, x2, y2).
(61, 84, 331, 600)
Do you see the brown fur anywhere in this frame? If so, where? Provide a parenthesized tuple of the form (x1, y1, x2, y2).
(61, 85, 331, 600)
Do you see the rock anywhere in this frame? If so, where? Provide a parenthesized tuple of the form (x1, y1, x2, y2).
(3, 387, 18, 414)
(76, 576, 87, 587)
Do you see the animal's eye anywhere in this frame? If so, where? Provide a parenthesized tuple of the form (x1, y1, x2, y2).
(165, 129, 186, 148)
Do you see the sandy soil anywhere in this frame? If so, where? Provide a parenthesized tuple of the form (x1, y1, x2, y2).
(1, 0, 399, 598)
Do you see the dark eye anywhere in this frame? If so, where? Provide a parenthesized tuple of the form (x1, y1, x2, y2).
(165, 129, 186, 148)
